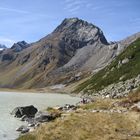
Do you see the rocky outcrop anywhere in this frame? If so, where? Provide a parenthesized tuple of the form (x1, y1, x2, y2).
(116, 32, 140, 55)
(11, 105, 38, 118)
(11, 41, 29, 52)
(34, 111, 57, 123)
(0, 41, 29, 64)
(13, 107, 62, 134)
(90, 75, 140, 99)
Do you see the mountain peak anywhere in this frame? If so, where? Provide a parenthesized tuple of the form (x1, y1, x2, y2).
(53, 17, 108, 45)
(11, 41, 29, 52)
(54, 17, 93, 32)
(62, 17, 92, 25)
(63, 17, 79, 23)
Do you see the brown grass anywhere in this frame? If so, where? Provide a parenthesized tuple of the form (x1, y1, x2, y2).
(80, 99, 115, 110)
(18, 95, 140, 140)
(18, 110, 140, 140)
(120, 89, 140, 107)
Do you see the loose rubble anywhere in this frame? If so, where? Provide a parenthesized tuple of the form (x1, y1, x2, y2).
(91, 109, 128, 114)
(91, 74, 140, 99)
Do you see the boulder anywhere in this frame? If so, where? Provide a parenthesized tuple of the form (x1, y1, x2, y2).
(16, 125, 27, 132)
(21, 127, 30, 134)
(28, 123, 35, 127)
(11, 105, 38, 118)
(62, 104, 77, 111)
(122, 58, 129, 64)
(35, 112, 54, 123)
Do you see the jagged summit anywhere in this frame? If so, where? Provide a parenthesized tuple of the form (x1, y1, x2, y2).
(58, 17, 92, 28)
(11, 41, 29, 52)
(53, 17, 108, 45)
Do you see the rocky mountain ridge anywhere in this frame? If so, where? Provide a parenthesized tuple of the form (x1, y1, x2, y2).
(0, 18, 139, 89)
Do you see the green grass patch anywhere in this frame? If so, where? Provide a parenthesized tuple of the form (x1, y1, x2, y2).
(75, 38, 140, 93)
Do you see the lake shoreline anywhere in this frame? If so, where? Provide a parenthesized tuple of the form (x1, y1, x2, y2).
(0, 87, 84, 101)
(0, 91, 81, 140)
(0, 87, 74, 95)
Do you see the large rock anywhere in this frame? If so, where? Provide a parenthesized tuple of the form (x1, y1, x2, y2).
(34, 111, 55, 123)
(16, 125, 29, 133)
(11, 105, 38, 118)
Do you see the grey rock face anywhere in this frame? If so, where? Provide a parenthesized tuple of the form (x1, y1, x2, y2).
(116, 32, 140, 55)
(11, 41, 29, 52)
(54, 18, 108, 45)
(1, 53, 14, 61)
(51, 17, 109, 66)
(55, 24, 140, 78)
(34, 111, 54, 122)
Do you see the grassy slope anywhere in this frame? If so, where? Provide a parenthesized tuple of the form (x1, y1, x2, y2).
(18, 113, 140, 140)
(18, 98, 140, 140)
(75, 38, 140, 93)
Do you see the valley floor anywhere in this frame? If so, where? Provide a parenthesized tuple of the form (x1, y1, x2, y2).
(18, 91, 140, 140)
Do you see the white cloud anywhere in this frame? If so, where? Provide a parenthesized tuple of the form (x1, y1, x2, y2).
(0, 7, 29, 14)
(67, 5, 81, 14)
(63, 0, 87, 14)
(0, 37, 15, 47)
(0, 6, 54, 19)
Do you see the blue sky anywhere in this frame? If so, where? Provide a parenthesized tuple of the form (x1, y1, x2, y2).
(0, 0, 139, 47)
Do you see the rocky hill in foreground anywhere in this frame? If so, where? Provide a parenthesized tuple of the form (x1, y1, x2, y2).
(0, 18, 139, 89)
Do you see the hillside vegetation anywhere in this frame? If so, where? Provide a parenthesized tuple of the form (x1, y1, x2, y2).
(75, 38, 140, 93)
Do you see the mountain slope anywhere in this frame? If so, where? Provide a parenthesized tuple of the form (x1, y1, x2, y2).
(0, 18, 139, 89)
(75, 37, 140, 93)
(0, 18, 109, 88)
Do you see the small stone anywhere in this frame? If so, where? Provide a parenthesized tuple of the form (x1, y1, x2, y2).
(122, 58, 129, 64)
(21, 128, 29, 134)
(16, 125, 26, 132)
(28, 123, 35, 127)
